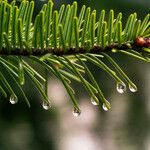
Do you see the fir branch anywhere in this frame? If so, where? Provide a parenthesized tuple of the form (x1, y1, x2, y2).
(0, 0, 149, 55)
(0, 0, 149, 115)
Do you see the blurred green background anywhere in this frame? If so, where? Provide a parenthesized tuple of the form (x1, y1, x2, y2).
(0, 0, 150, 150)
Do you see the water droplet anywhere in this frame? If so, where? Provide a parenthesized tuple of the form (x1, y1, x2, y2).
(9, 95, 18, 104)
(116, 82, 126, 93)
(42, 101, 51, 110)
(102, 103, 108, 111)
(102, 100, 111, 111)
(91, 96, 99, 106)
(72, 107, 81, 117)
(129, 84, 137, 92)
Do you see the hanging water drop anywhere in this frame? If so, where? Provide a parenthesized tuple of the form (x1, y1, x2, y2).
(42, 101, 51, 110)
(102, 103, 108, 111)
(129, 84, 137, 92)
(116, 82, 126, 93)
(102, 100, 111, 111)
(91, 96, 99, 106)
(9, 95, 18, 104)
(72, 107, 81, 117)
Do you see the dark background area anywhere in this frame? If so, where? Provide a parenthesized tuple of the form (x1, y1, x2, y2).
(0, 0, 150, 150)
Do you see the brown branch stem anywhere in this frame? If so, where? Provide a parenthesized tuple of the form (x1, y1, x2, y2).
(0, 43, 147, 56)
